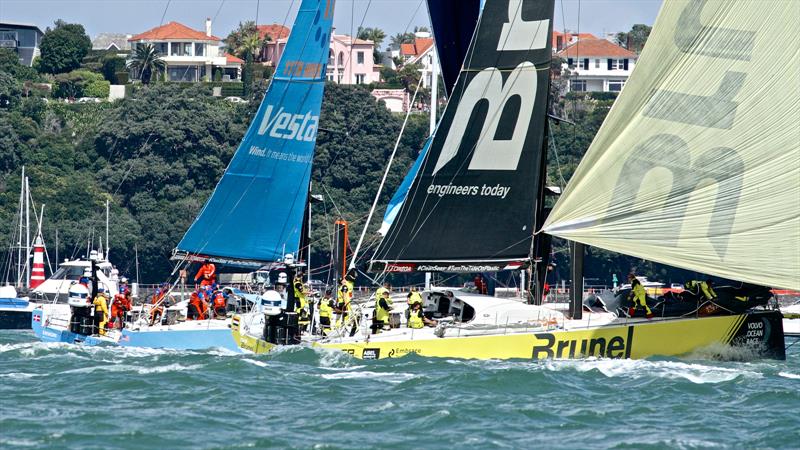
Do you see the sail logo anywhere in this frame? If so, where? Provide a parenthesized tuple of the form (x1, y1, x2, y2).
(256, 104, 319, 142)
(432, 3, 549, 175)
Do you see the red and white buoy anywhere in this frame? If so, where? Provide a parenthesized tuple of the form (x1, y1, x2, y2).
(30, 235, 45, 289)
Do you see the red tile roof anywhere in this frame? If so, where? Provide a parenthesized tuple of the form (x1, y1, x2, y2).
(129, 21, 220, 41)
(551, 31, 596, 50)
(257, 24, 290, 40)
(557, 38, 637, 58)
(225, 53, 244, 64)
(400, 37, 434, 57)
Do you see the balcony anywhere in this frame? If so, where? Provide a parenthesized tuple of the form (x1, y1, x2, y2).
(0, 40, 17, 48)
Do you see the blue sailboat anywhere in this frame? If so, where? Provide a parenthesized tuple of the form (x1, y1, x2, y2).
(33, 0, 337, 350)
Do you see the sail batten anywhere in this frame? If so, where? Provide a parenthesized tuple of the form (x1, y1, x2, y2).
(176, 0, 335, 264)
(372, 0, 555, 273)
(543, 0, 800, 289)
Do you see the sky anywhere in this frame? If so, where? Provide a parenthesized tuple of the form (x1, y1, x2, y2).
(0, 0, 663, 47)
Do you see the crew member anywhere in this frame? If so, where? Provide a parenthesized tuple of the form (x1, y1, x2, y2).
(118, 277, 131, 296)
(375, 281, 391, 302)
(194, 260, 217, 287)
(407, 287, 423, 306)
(335, 279, 351, 327)
(211, 289, 227, 318)
(318, 289, 335, 335)
(110, 291, 132, 329)
(93, 290, 109, 335)
(407, 301, 436, 329)
(187, 291, 207, 320)
(685, 278, 717, 301)
(372, 290, 393, 334)
(294, 275, 309, 330)
(149, 282, 169, 326)
(628, 274, 653, 319)
(474, 275, 488, 295)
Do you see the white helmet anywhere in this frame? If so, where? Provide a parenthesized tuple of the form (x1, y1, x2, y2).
(283, 253, 295, 265)
(120, 277, 128, 284)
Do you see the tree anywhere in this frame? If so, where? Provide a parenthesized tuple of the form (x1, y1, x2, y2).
(357, 27, 387, 63)
(615, 24, 652, 54)
(0, 71, 22, 108)
(389, 32, 415, 50)
(52, 70, 108, 99)
(0, 48, 40, 81)
(397, 62, 422, 93)
(225, 21, 267, 62)
(101, 55, 127, 84)
(38, 21, 91, 74)
(127, 44, 166, 84)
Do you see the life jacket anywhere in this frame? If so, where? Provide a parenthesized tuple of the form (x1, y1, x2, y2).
(111, 294, 126, 317)
(93, 295, 109, 335)
(188, 293, 207, 320)
(212, 292, 226, 309)
(319, 299, 333, 319)
(408, 309, 424, 329)
(375, 294, 393, 323)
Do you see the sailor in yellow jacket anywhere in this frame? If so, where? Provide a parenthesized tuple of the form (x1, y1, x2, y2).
(93, 291, 110, 336)
(373, 289, 393, 334)
(685, 279, 717, 301)
(627, 274, 653, 319)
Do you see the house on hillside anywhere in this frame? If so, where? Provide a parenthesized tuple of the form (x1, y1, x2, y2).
(256, 24, 290, 66)
(327, 34, 379, 85)
(128, 19, 242, 82)
(399, 32, 437, 89)
(557, 38, 637, 93)
(551, 30, 597, 52)
(92, 33, 132, 51)
(0, 21, 43, 66)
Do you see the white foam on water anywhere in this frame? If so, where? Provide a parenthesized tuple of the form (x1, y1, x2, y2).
(0, 372, 38, 380)
(243, 358, 268, 368)
(778, 371, 800, 379)
(318, 370, 416, 384)
(59, 363, 205, 375)
(543, 358, 762, 384)
(366, 401, 396, 412)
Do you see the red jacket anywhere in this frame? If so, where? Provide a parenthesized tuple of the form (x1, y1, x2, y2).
(194, 263, 216, 285)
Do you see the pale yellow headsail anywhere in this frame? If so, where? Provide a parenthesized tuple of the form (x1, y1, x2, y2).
(543, 0, 800, 289)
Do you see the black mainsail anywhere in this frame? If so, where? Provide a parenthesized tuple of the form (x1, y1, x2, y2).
(371, 0, 555, 273)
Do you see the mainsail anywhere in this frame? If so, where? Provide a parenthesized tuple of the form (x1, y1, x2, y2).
(372, 0, 555, 273)
(543, 0, 800, 289)
(176, 0, 336, 265)
(426, 0, 482, 96)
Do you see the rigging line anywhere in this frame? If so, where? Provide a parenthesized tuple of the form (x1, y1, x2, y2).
(548, 122, 567, 190)
(160, 0, 171, 26)
(350, 73, 425, 269)
(212, 0, 226, 23)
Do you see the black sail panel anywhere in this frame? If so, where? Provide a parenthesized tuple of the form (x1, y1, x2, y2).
(372, 0, 555, 273)
(426, 0, 481, 96)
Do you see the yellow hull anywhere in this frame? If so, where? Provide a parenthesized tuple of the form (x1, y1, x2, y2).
(231, 311, 785, 360)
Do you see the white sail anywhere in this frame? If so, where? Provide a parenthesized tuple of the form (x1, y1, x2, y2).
(543, 0, 800, 289)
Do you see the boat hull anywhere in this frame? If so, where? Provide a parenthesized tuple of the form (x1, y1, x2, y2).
(232, 311, 785, 360)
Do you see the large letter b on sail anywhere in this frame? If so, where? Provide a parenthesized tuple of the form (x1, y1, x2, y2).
(433, 62, 537, 175)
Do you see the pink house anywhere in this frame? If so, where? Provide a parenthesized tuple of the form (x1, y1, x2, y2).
(256, 24, 290, 66)
(327, 34, 379, 85)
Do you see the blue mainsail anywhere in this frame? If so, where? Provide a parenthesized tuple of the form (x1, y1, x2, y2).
(378, 136, 432, 235)
(177, 0, 335, 264)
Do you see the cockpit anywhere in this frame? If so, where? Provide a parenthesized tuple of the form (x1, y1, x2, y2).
(423, 290, 475, 322)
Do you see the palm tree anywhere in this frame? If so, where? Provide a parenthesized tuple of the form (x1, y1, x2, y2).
(127, 43, 166, 84)
(236, 32, 265, 63)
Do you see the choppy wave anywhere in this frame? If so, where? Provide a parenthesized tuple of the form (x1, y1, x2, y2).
(1, 330, 799, 449)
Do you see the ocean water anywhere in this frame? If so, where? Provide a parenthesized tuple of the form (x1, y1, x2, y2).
(1, 331, 798, 449)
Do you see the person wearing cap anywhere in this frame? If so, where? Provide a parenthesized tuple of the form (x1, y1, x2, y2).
(684, 278, 717, 302)
(211, 289, 227, 318)
(293, 275, 309, 330)
(194, 259, 216, 287)
(93, 290, 110, 335)
(372, 290, 393, 334)
(407, 287, 423, 306)
(149, 282, 170, 326)
(110, 290, 132, 329)
(118, 277, 131, 296)
(335, 279, 351, 328)
(627, 273, 653, 319)
(318, 289, 335, 335)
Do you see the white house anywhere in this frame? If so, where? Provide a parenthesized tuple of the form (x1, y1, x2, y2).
(399, 33, 436, 88)
(128, 19, 242, 82)
(557, 38, 638, 93)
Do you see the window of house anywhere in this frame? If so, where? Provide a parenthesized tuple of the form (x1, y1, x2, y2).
(594, 58, 600, 68)
(170, 43, 182, 56)
(357, 51, 364, 65)
(195, 43, 205, 56)
(155, 42, 168, 55)
(609, 58, 617, 70)
(338, 52, 344, 66)
(570, 79, 587, 92)
(608, 80, 625, 92)
(355, 73, 365, 84)
(0, 31, 18, 43)
(183, 42, 192, 56)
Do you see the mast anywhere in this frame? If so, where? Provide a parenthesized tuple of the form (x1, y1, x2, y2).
(105, 199, 110, 260)
(25, 176, 30, 288)
(16, 166, 24, 288)
(425, 47, 438, 291)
